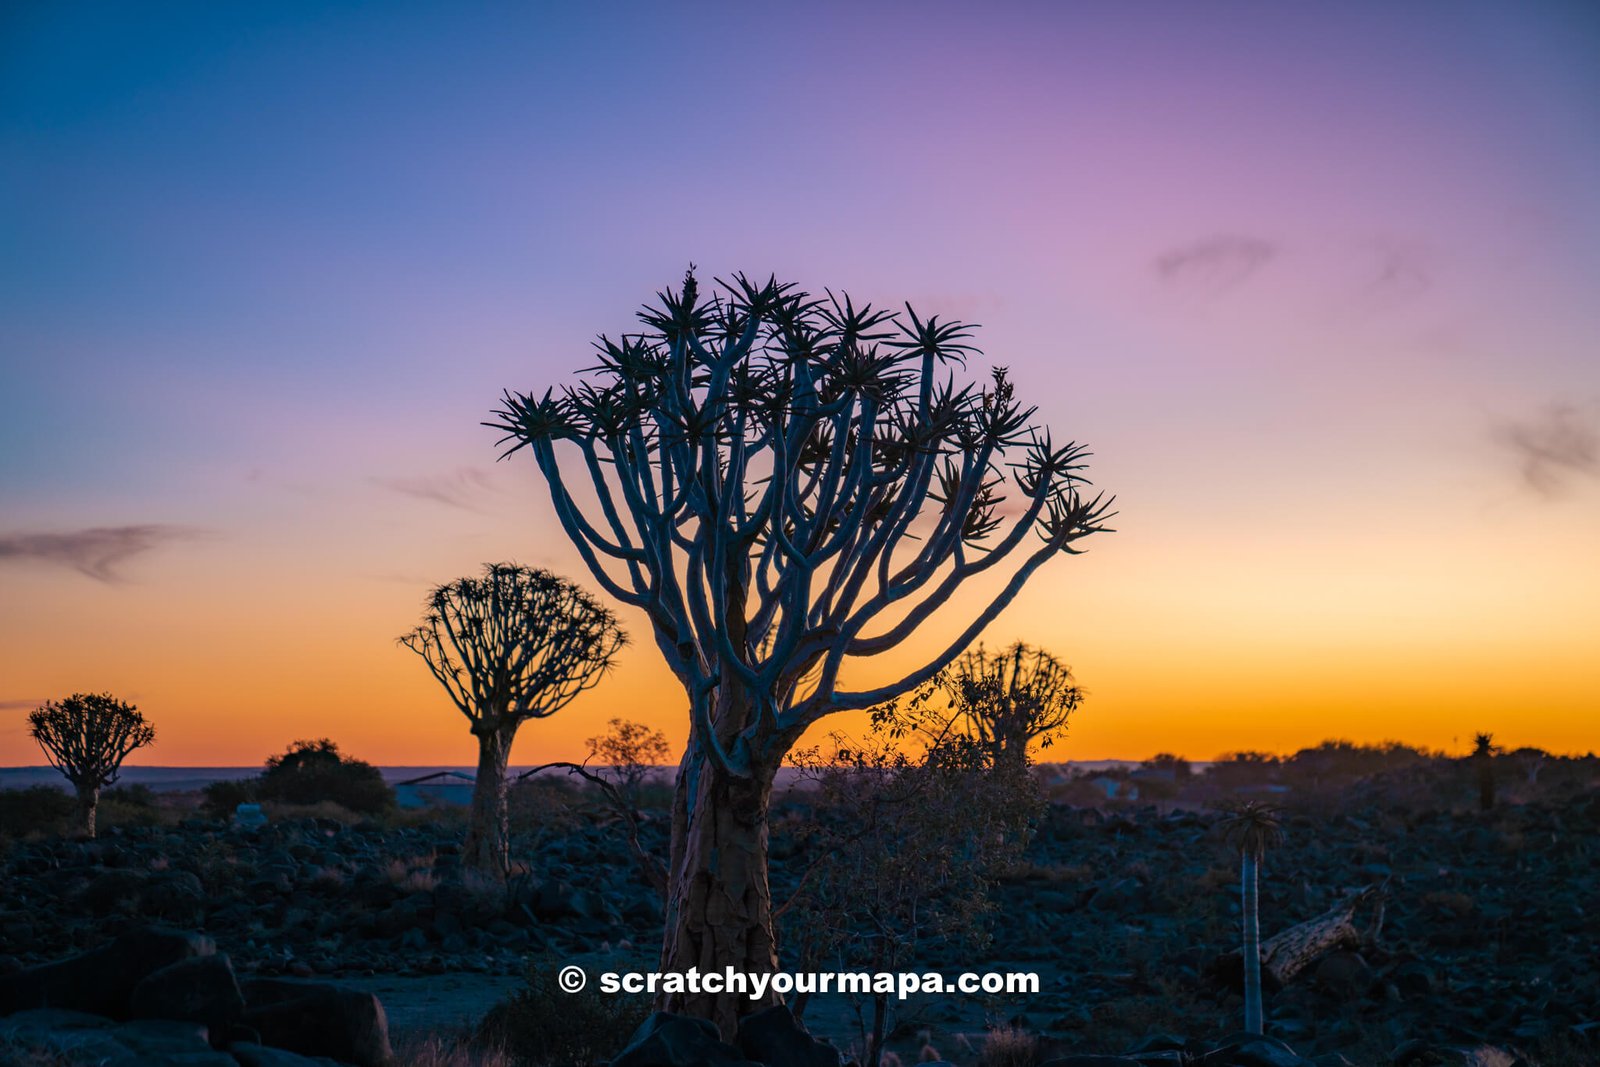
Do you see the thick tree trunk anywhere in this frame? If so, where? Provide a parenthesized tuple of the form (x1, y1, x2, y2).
(1241, 853, 1263, 1034)
(659, 744, 780, 1037)
(463, 725, 516, 878)
(76, 784, 99, 839)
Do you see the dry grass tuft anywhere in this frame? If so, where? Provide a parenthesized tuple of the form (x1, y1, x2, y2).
(979, 1023, 1038, 1067)
(393, 1032, 510, 1067)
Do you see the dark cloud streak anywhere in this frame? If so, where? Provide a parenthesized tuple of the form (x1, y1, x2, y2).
(0, 525, 200, 582)
(372, 467, 495, 511)
(1494, 404, 1600, 497)
(1155, 235, 1277, 296)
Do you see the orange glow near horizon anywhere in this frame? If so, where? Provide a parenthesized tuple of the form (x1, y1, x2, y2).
(3, 467, 1595, 768)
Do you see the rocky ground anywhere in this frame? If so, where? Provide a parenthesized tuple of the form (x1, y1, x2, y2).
(1, 768, 1597, 1066)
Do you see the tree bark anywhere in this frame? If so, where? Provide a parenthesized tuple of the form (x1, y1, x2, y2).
(76, 784, 99, 840)
(659, 744, 780, 1037)
(1242, 852, 1263, 1034)
(463, 725, 516, 878)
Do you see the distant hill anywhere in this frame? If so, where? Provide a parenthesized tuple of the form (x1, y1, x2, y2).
(0, 760, 1161, 793)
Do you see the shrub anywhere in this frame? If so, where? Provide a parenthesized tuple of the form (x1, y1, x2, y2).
(98, 784, 167, 829)
(0, 785, 77, 840)
(203, 778, 260, 818)
(478, 957, 651, 1067)
(259, 739, 394, 815)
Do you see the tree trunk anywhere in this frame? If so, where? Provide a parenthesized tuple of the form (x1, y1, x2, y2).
(463, 725, 516, 878)
(76, 784, 99, 839)
(1241, 852, 1263, 1034)
(865, 991, 889, 1067)
(659, 744, 780, 1037)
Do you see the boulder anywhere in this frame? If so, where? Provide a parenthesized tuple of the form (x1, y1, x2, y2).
(1038, 1058, 1145, 1067)
(1313, 952, 1374, 998)
(734, 1005, 842, 1067)
(0, 927, 214, 1018)
(0, 1009, 233, 1067)
(1201, 1033, 1313, 1067)
(130, 953, 246, 1040)
(240, 978, 392, 1067)
(610, 1012, 755, 1067)
(230, 1042, 348, 1067)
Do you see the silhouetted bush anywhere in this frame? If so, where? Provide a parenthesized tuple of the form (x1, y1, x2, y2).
(258, 739, 393, 815)
(202, 778, 260, 818)
(0, 785, 76, 839)
(478, 955, 650, 1067)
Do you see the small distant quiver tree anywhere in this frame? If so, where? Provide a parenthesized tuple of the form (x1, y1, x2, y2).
(400, 563, 626, 877)
(945, 641, 1081, 769)
(28, 692, 155, 838)
(490, 270, 1113, 1030)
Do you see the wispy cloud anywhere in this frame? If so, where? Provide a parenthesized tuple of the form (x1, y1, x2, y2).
(372, 467, 496, 511)
(1494, 403, 1600, 497)
(0, 699, 46, 712)
(0, 525, 201, 582)
(1155, 235, 1277, 296)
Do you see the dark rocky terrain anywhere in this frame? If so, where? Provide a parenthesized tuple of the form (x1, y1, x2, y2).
(2, 758, 1597, 1066)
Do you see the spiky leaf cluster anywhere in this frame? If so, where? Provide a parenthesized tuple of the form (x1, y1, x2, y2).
(489, 271, 1113, 774)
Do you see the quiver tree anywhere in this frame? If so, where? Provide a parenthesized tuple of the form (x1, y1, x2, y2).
(28, 692, 155, 838)
(944, 641, 1081, 769)
(489, 270, 1113, 1031)
(1222, 801, 1286, 1035)
(400, 563, 626, 876)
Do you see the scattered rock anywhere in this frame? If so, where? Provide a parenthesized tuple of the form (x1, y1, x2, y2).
(610, 1011, 755, 1067)
(240, 978, 392, 1067)
(735, 1005, 842, 1067)
(0, 927, 214, 1018)
(130, 953, 246, 1040)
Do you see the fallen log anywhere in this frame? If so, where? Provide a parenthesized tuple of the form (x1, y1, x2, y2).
(1206, 881, 1388, 990)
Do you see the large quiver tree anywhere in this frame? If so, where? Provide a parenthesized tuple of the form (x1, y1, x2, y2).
(489, 270, 1113, 1032)
(400, 563, 626, 877)
(946, 641, 1081, 769)
(28, 692, 155, 838)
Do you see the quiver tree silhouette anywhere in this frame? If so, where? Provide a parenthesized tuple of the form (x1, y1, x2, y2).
(489, 269, 1113, 1031)
(944, 641, 1081, 768)
(27, 692, 155, 838)
(400, 563, 626, 877)
(1472, 731, 1498, 811)
(1222, 801, 1286, 1035)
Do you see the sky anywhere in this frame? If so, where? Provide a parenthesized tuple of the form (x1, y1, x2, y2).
(2, 2, 1598, 768)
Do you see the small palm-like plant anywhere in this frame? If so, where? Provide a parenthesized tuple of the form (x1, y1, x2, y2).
(1222, 801, 1285, 1034)
(1472, 732, 1498, 811)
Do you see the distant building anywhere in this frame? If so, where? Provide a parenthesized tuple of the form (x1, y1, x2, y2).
(395, 771, 476, 809)
(1089, 776, 1138, 800)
